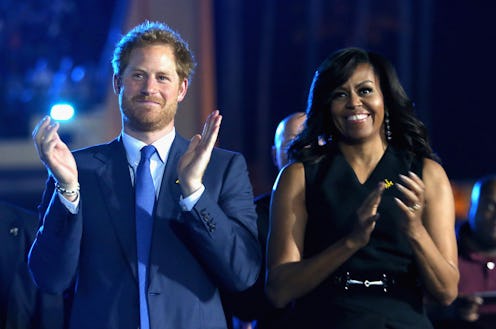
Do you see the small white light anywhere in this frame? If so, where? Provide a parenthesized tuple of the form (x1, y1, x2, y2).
(50, 103, 75, 121)
(487, 261, 495, 270)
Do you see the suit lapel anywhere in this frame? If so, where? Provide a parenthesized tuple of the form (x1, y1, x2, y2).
(94, 138, 138, 281)
(155, 135, 187, 217)
(148, 136, 187, 284)
(94, 136, 189, 285)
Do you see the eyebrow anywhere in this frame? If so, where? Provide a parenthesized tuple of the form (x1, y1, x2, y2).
(336, 79, 375, 90)
(127, 67, 175, 77)
(356, 80, 374, 87)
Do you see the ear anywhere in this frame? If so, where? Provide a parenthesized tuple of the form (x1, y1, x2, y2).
(113, 74, 122, 94)
(177, 78, 188, 102)
(271, 145, 278, 167)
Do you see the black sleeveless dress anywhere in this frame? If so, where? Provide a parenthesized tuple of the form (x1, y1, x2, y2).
(287, 145, 433, 329)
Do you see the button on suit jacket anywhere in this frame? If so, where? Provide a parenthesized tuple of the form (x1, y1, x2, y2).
(28, 135, 262, 329)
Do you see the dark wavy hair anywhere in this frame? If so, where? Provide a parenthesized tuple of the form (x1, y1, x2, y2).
(289, 47, 439, 164)
(112, 20, 196, 82)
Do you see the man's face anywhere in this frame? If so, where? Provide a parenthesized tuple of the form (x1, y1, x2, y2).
(116, 44, 187, 135)
(273, 114, 306, 170)
(471, 181, 496, 248)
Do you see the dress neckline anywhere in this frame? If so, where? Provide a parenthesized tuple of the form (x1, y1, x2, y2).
(340, 146, 390, 186)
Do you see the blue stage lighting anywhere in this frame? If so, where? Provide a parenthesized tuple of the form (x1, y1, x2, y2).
(71, 66, 86, 82)
(50, 103, 75, 121)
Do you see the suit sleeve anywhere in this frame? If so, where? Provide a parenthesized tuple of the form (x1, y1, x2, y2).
(176, 152, 262, 292)
(28, 177, 82, 294)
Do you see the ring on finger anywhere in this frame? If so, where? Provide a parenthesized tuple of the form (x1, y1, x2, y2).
(408, 203, 421, 212)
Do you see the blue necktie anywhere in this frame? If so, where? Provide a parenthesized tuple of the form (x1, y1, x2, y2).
(136, 145, 156, 329)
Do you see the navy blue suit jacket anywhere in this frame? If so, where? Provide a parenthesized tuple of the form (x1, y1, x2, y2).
(28, 135, 262, 329)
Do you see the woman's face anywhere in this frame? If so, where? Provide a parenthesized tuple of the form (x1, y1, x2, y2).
(329, 63, 385, 143)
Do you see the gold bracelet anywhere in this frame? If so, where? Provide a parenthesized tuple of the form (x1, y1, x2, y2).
(54, 181, 80, 196)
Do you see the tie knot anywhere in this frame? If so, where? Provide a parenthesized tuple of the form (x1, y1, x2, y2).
(140, 145, 156, 162)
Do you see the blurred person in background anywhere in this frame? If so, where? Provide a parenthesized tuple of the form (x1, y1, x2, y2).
(0, 200, 64, 329)
(430, 175, 496, 328)
(223, 112, 306, 329)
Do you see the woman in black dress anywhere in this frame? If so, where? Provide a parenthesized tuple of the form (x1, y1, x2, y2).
(265, 47, 459, 328)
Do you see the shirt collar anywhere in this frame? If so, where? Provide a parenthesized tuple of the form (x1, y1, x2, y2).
(121, 128, 176, 168)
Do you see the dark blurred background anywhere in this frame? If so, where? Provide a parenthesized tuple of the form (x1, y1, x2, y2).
(0, 0, 492, 219)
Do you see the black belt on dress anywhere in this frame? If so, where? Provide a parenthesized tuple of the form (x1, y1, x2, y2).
(331, 271, 420, 294)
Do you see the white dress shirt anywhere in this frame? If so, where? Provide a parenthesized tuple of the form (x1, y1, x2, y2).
(59, 128, 204, 213)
